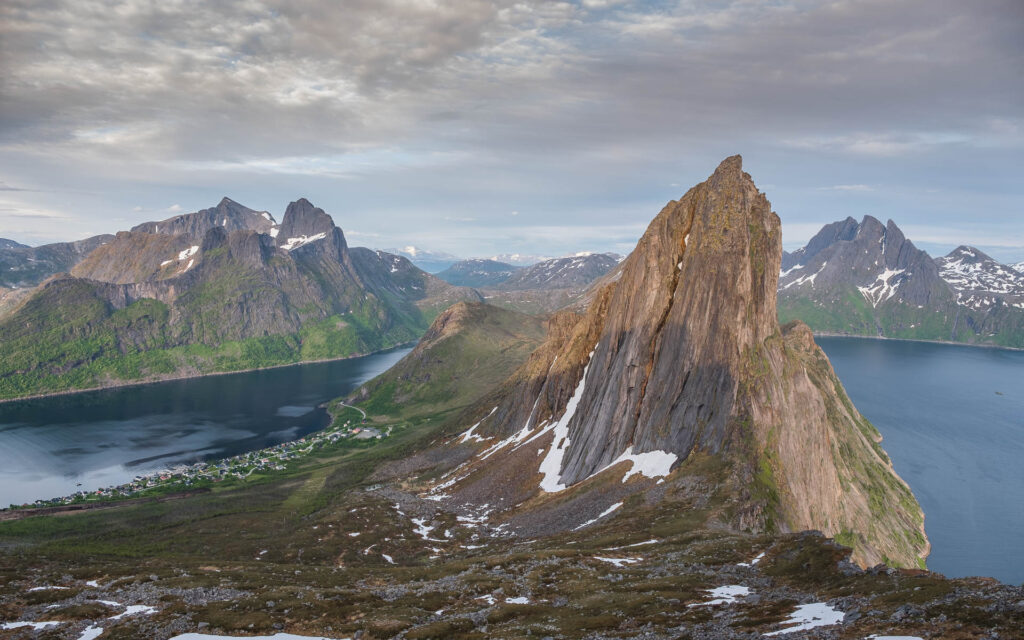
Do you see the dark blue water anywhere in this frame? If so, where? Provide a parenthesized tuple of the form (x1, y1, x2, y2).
(818, 337, 1024, 585)
(0, 348, 411, 508)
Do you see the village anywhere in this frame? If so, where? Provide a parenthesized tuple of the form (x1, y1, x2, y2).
(7, 413, 388, 511)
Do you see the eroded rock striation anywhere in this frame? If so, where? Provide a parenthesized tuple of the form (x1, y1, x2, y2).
(437, 156, 928, 568)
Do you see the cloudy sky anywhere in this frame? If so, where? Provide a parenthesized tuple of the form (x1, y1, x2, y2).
(1, 0, 1022, 261)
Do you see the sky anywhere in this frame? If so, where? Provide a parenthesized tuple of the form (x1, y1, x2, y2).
(1, 0, 1022, 262)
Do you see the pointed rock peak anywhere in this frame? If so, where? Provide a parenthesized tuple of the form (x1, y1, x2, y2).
(277, 198, 342, 250)
(946, 245, 992, 262)
(711, 154, 744, 177)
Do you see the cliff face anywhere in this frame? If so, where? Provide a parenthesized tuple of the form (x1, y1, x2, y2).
(436, 157, 927, 568)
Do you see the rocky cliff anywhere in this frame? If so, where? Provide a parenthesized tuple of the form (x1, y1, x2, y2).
(426, 156, 927, 568)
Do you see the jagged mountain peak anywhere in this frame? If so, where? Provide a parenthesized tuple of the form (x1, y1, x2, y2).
(276, 198, 344, 253)
(131, 198, 276, 239)
(428, 156, 925, 568)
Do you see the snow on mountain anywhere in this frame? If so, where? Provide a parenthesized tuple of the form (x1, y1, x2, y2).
(935, 246, 1024, 310)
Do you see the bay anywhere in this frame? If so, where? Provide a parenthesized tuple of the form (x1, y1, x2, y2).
(818, 337, 1024, 585)
(0, 347, 411, 508)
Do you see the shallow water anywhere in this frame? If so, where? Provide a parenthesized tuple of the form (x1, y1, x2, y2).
(818, 337, 1024, 585)
(0, 348, 411, 508)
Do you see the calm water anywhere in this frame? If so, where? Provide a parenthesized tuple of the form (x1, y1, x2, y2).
(0, 348, 411, 508)
(818, 337, 1024, 585)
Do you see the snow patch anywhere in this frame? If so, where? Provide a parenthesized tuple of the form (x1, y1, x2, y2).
(538, 352, 594, 492)
(76, 625, 104, 640)
(505, 596, 529, 604)
(281, 232, 327, 251)
(573, 502, 623, 530)
(178, 245, 199, 261)
(688, 585, 750, 607)
(594, 556, 641, 567)
(605, 539, 659, 551)
(781, 261, 827, 290)
(269, 227, 280, 238)
(857, 268, 905, 307)
(381, 554, 395, 564)
(2, 621, 63, 630)
(736, 551, 766, 567)
(764, 602, 845, 636)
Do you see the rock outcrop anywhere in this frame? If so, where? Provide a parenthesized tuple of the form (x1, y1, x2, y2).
(433, 156, 928, 568)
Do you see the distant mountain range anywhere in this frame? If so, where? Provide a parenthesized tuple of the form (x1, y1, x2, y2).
(778, 216, 1024, 348)
(0, 198, 480, 400)
(383, 246, 462, 273)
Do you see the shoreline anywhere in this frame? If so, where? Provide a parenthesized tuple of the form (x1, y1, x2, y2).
(0, 342, 416, 406)
(811, 332, 1024, 352)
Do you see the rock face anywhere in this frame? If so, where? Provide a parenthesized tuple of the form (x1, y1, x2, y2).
(778, 218, 1024, 347)
(0, 198, 481, 400)
(436, 157, 927, 568)
(435, 259, 521, 288)
(0, 234, 115, 288)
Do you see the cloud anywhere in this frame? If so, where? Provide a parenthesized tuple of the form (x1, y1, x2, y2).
(166, 204, 182, 213)
(819, 184, 874, 192)
(0, 0, 1020, 254)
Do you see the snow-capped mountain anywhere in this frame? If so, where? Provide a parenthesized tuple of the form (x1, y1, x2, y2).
(935, 246, 1024, 310)
(777, 217, 1024, 347)
(487, 253, 553, 266)
(496, 252, 619, 291)
(383, 246, 462, 273)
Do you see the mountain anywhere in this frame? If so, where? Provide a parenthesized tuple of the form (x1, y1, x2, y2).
(344, 301, 547, 420)
(0, 238, 28, 250)
(404, 156, 927, 569)
(435, 259, 521, 288)
(489, 252, 553, 266)
(478, 252, 621, 314)
(1014, 260, 1024, 273)
(778, 217, 1024, 347)
(0, 234, 115, 288)
(2, 159, 1019, 640)
(495, 253, 619, 291)
(131, 197, 277, 239)
(0, 198, 480, 400)
(384, 246, 462, 273)
(935, 245, 1024, 310)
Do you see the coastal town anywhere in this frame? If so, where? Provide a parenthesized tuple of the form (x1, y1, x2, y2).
(5, 411, 389, 512)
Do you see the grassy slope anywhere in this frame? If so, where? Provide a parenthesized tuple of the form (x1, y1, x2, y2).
(0, 263, 428, 401)
(340, 302, 547, 422)
(0, 304, 1018, 638)
(778, 284, 1024, 348)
